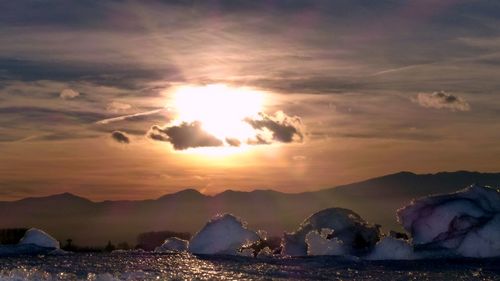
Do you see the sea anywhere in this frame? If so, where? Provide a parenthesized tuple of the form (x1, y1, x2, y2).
(0, 252, 498, 280)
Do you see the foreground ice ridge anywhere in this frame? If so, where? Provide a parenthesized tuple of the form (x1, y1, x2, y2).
(155, 237, 189, 253)
(186, 185, 499, 259)
(19, 228, 60, 249)
(398, 184, 500, 258)
(0, 228, 60, 256)
(188, 213, 260, 255)
(365, 237, 414, 260)
(305, 229, 345, 256)
(283, 208, 381, 256)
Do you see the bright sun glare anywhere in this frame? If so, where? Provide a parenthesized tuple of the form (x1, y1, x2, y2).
(172, 84, 264, 145)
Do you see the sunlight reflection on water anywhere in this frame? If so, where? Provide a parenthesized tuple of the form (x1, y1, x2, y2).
(0, 252, 498, 281)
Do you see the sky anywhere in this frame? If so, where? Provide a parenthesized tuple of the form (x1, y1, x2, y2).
(1, 0, 500, 200)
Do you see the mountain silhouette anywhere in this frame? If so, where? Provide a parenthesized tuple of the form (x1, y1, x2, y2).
(0, 171, 499, 246)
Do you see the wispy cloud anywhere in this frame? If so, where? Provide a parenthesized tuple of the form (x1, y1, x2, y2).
(59, 88, 79, 99)
(106, 101, 132, 113)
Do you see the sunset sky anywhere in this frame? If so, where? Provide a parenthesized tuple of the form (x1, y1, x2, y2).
(1, 1, 500, 200)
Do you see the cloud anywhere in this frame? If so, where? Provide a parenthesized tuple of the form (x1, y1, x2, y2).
(148, 121, 223, 150)
(107, 101, 132, 113)
(245, 111, 304, 144)
(414, 91, 470, 111)
(146, 110, 304, 149)
(59, 88, 79, 99)
(111, 130, 130, 144)
(225, 137, 241, 147)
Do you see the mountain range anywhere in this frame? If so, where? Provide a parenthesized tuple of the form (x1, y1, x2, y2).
(1, 171, 499, 246)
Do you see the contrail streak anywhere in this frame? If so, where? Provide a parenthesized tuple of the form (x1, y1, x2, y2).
(96, 109, 165, 125)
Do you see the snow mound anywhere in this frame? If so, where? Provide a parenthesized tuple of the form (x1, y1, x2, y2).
(397, 184, 500, 258)
(18, 228, 60, 249)
(188, 214, 261, 255)
(365, 237, 415, 260)
(305, 229, 345, 256)
(155, 237, 189, 252)
(282, 208, 381, 256)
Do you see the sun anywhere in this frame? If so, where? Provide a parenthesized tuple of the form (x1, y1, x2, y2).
(171, 84, 264, 145)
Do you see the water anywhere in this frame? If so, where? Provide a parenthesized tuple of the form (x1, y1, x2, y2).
(0, 252, 498, 280)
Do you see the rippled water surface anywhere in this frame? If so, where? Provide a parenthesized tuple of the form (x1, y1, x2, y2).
(0, 253, 498, 280)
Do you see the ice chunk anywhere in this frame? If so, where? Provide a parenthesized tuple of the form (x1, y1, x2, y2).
(240, 248, 255, 257)
(365, 237, 415, 260)
(238, 237, 279, 257)
(282, 208, 381, 256)
(18, 228, 60, 249)
(49, 248, 70, 255)
(305, 229, 345, 256)
(0, 228, 60, 256)
(155, 237, 189, 252)
(256, 247, 273, 258)
(456, 213, 500, 257)
(188, 214, 260, 255)
(397, 184, 500, 257)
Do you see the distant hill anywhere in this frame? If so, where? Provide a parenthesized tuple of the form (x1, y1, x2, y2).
(0, 171, 499, 246)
